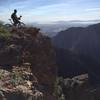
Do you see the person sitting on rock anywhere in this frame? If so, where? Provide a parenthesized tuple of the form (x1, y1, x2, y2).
(11, 9, 22, 26)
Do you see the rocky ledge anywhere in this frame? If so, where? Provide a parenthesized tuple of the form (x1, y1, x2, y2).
(57, 74, 100, 100)
(0, 63, 43, 100)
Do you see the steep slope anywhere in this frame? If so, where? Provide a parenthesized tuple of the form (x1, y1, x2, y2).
(55, 48, 100, 85)
(53, 23, 100, 85)
(0, 27, 57, 100)
(57, 74, 100, 100)
(55, 48, 87, 77)
(53, 23, 100, 59)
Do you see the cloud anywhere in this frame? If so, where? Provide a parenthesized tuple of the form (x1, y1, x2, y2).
(85, 8, 100, 11)
(0, 0, 100, 23)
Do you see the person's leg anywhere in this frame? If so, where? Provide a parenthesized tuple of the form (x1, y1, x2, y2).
(13, 19, 20, 26)
(17, 20, 21, 28)
(12, 19, 16, 26)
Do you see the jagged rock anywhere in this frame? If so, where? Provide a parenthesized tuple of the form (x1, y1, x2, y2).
(0, 27, 57, 99)
(0, 65, 43, 100)
(57, 74, 100, 100)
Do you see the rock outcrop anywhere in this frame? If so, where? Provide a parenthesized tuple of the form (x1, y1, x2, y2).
(0, 63, 43, 100)
(57, 74, 100, 100)
(0, 27, 57, 100)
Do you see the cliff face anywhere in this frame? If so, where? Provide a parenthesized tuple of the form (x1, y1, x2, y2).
(0, 27, 57, 100)
(57, 74, 100, 100)
(53, 23, 100, 85)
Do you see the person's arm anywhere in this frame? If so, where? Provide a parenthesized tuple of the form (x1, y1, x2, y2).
(17, 16, 22, 20)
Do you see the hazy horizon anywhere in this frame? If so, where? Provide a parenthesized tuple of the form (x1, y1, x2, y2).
(0, 0, 100, 24)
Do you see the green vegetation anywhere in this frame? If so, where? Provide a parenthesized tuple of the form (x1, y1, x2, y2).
(54, 77, 65, 100)
(0, 22, 11, 39)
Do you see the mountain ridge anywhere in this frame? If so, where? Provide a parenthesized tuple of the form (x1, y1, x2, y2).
(53, 23, 100, 85)
(53, 23, 100, 59)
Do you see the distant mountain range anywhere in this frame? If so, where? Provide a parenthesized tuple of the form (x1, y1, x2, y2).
(52, 23, 100, 85)
(33, 21, 96, 37)
(33, 20, 100, 37)
(53, 23, 100, 59)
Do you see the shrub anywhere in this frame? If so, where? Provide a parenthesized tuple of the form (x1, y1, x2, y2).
(0, 26, 11, 39)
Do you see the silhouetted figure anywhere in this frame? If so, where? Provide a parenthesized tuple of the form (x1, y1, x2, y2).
(11, 9, 22, 26)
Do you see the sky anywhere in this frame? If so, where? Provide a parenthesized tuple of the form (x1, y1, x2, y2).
(0, 0, 100, 24)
